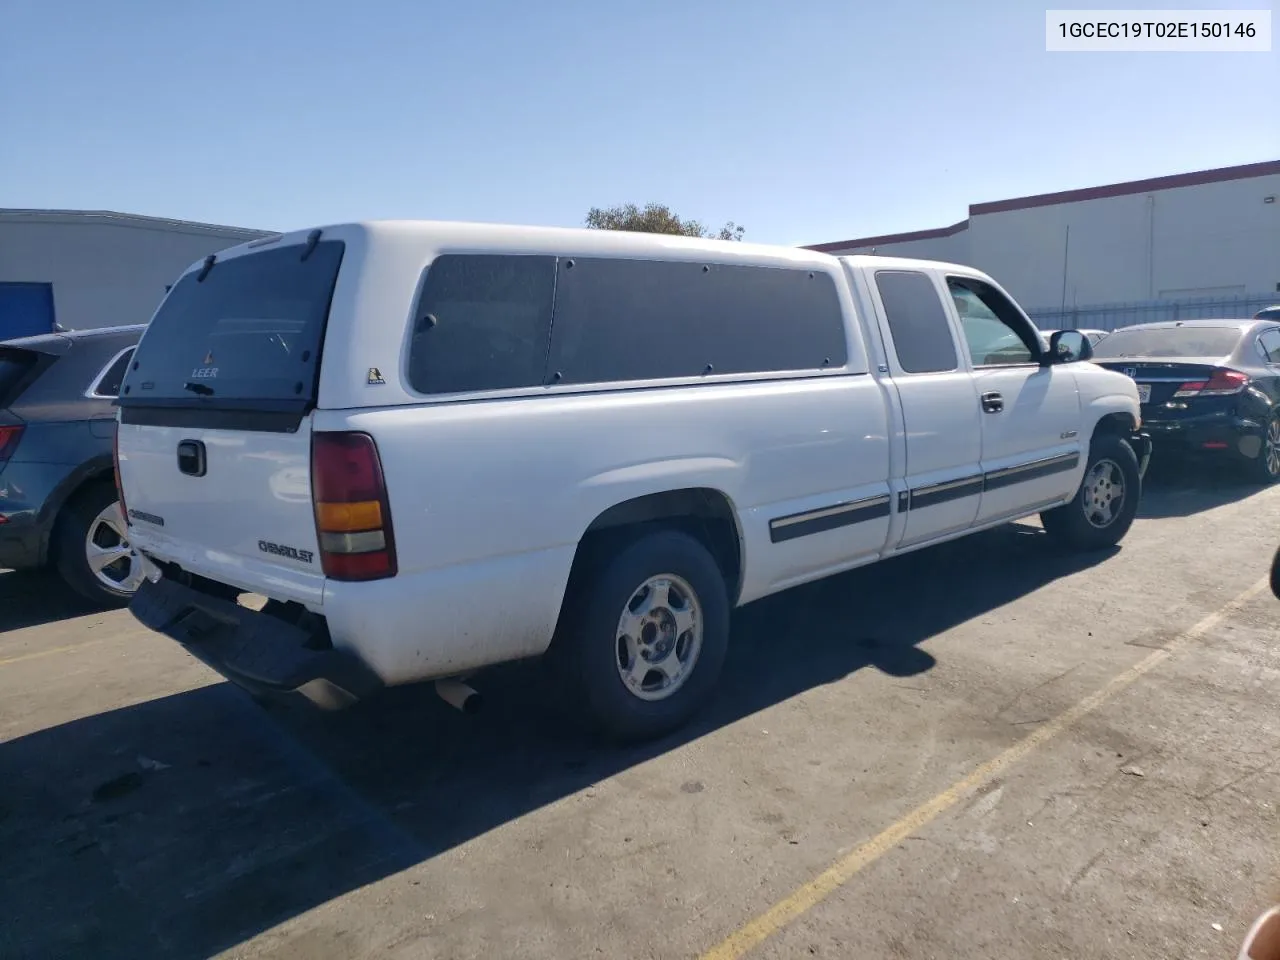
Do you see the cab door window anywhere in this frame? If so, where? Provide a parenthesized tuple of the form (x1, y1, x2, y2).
(948, 278, 1041, 368)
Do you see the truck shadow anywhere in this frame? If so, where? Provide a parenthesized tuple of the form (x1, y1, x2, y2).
(0, 523, 1113, 959)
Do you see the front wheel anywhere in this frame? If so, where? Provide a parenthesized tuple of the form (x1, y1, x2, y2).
(1040, 433, 1141, 551)
(554, 529, 730, 743)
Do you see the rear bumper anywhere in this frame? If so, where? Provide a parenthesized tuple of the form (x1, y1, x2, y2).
(129, 575, 383, 709)
(1141, 413, 1264, 460)
(0, 515, 43, 570)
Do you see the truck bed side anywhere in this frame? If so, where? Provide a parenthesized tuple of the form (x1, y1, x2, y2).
(319, 372, 894, 682)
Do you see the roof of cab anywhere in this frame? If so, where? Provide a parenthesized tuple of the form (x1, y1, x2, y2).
(835, 253, 985, 274)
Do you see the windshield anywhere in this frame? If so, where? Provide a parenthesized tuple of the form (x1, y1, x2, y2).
(120, 241, 344, 407)
(1090, 326, 1243, 359)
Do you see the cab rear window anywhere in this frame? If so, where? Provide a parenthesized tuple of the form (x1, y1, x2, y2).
(120, 241, 344, 408)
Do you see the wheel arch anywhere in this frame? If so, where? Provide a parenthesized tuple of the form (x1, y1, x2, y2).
(39, 455, 115, 564)
(563, 487, 746, 609)
(1090, 410, 1139, 443)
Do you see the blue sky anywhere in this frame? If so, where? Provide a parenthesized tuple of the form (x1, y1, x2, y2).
(3, 0, 1276, 246)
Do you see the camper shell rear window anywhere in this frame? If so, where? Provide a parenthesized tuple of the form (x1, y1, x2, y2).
(119, 240, 345, 412)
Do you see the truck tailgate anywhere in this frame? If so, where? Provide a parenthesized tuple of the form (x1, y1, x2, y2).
(117, 420, 325, 605)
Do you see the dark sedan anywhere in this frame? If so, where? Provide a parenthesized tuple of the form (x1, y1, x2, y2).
(1090, 318, 1280, 483)
(0, 323, 147, 605)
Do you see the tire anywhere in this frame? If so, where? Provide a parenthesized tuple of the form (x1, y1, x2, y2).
(1040, 433, 1141, 552)
(553, 528, 730, 744)
(1243, 414, 1280, 485)
(53, 482, 146, 608)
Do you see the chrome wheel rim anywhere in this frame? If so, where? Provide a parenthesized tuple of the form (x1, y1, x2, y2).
(1265, 419, 1280, 477)
(86, 501, 144, 594)
(1082, 458, 1124, 529)
(615, 573, 703, 702)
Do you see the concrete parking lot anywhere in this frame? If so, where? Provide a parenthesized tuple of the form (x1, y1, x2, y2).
(3, 465, 1280, 960)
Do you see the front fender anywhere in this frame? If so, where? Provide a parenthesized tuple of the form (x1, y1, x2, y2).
(1082, 393, 1149, 479)
(1082, 392, 1141, 434)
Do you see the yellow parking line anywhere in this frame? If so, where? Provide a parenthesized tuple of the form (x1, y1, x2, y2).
(699, 576, 1271, 960)
(0, 639, 104, 668)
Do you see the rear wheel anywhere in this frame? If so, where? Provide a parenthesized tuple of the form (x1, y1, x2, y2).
(54, 482, 145, 608)
(554, 528, 730, 743)
(1040, 433, 1141, 551)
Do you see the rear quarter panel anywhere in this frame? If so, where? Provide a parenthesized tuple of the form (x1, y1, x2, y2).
(316, 374, 893, 681)
(0, 453, 91, 567)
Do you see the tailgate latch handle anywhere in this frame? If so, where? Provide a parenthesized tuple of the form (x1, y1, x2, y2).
(177, 439, 207, 477)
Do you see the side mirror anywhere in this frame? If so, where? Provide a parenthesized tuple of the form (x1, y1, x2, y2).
(1047, 329, 1093, 365)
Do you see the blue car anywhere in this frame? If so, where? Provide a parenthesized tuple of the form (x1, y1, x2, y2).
(0, 324, 146, 606)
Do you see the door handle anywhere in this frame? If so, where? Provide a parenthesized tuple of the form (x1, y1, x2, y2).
(981, 391, 1004, 414)
(177, 439, 207, 477)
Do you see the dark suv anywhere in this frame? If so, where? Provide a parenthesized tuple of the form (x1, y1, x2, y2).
(0, 324, 146, 606)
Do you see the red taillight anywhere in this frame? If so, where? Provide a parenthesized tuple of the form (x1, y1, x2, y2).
(311, 431, 397, 581)
(0, 424, 23, 463)
(1173, 369, 1249, 398)
(112, 428, 128, 523)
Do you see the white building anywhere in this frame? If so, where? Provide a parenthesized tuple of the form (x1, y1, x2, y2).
(806, 160, 1280, 327)
(0, 209, 274, 340)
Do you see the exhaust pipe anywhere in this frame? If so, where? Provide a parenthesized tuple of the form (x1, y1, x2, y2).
(435, 678, 482, 715)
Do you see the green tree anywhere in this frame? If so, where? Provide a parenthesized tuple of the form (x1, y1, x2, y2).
(585, 203, 744, 241)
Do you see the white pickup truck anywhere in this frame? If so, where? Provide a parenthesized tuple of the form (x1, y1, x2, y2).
(116, 221, 1150, 742)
